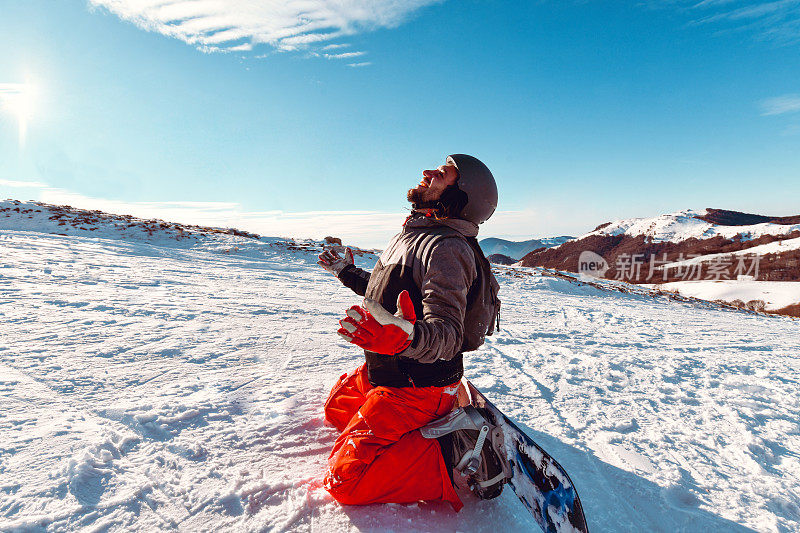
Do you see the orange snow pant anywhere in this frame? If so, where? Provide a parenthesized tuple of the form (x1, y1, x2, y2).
(323, 364, 463, 511)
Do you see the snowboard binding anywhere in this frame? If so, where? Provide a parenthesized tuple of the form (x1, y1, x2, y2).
(422, 405, 509, 499)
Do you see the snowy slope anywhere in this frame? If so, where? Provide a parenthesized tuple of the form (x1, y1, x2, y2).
(651, 280, 800, 313)
(1, 213, 800, 532)
(579, 208, 800, 243)
(659, 236, 800, 268)
(0, 199, 258, 244)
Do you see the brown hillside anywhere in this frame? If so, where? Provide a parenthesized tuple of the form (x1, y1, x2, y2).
(696, 208, 800, 226)
(520, 229, 800, 283)
(487, 253, 517, 265)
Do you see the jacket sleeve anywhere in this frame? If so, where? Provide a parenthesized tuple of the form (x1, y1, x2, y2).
(398, 238, 477, 364)
(337, 264, 371, 297)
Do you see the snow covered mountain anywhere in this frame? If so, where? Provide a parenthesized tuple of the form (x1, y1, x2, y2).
(479, 236, 573, 261)
(582, 208, 800, 243)
(520, 208, 800, 316)
(1, 201, 799, 532)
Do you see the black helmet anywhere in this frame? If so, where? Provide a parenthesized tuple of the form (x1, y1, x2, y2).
(446, 154, 498, 224)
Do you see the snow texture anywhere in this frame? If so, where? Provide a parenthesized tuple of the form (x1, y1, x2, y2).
(1, 205, 799, 532)
(659, 236, 800, 269)
(580, 208, 800, 243)
(653, 280, 800, 312)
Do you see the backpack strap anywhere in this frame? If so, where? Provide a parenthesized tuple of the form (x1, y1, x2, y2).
(462, 236, 501, 336)
(436, 231, 501, 338)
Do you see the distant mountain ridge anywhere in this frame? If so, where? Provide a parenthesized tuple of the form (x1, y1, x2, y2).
(697, 208, 800, 227)
(574, 208, 800, 244)
(519, 208, 800, 285)
(479, 236, 573, 260)
(486, 253, 517, 265)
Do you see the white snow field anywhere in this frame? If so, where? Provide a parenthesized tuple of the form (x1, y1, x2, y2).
(653, 280, 800, 313)
(1, 220, 800, 532)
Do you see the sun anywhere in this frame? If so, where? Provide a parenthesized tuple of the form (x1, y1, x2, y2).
(0, 82, 35, 146)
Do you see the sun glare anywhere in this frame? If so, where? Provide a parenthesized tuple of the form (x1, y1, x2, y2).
(0, 82, 36, 146)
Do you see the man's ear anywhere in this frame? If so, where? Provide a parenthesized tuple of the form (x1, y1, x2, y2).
(438, 186, 468, 218)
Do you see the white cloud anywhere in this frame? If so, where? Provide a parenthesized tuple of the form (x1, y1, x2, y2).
(0, 83, 30, 120)
(228, 43, 253, 52)
(324, 51, 366, 59)
(480, 208, 597, 242)
(347, 62, 372, 68)
(0, 179, 48, 188)
(760, 94, 800, 115)
(0, 83, 26, 96)
(670, 0, 800, 43)
(88, 0, 442, 57)
(32, 186, 403, 247)
(10, 183, 594, 248)
(3, 177, 597, 248)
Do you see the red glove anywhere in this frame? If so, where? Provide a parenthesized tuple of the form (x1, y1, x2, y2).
(338, 290, 417, 355)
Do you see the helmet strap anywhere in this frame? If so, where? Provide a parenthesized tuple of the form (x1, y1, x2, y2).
(411, 200, 444, 218)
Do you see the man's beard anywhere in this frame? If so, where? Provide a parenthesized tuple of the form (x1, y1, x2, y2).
(407, 187, 441, 210)
(408, 185, 468, 219)
(407, 186, 428, 205)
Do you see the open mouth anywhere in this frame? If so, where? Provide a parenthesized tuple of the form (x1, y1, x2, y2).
(419, 170, 441, 188)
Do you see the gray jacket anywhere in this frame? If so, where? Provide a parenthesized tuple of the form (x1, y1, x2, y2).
(338, 214, 498, 388)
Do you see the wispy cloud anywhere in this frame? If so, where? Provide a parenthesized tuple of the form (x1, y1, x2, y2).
(347, 62, 372, 68)
(0, 83, 30, 118)
(0, 83, 27, 96)
(35, 186, 406, 247)
(6, 183, 592, 248)
(0, 179, 48, 188)
(760, 94, 800, 115)
(323, 51, 366, 59)
(88, 0, 441, 59)
(666, 0, 800, 44)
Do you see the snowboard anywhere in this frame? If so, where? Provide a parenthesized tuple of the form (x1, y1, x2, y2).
(465, 380, 589, 533)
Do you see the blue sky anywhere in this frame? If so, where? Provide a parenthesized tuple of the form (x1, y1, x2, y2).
(1, 0, 799, 247)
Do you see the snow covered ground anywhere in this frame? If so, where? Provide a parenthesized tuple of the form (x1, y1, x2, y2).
(659, 237, 800, 267)
(1, 222, 799, 532)
(651, 280, 800, 313)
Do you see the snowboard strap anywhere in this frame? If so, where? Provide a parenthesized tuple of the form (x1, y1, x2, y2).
(420, 405, 486, 438)
(420, 405, 491, 475)
(476, 472, 506, 488)
(455, 423, 490, 475)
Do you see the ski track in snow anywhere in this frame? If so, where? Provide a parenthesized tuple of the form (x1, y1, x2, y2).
(1, 229, 799, 532)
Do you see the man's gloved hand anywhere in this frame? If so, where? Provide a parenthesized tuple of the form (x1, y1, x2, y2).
(318, 248, 354, 277)
(337, 290, 416, 355)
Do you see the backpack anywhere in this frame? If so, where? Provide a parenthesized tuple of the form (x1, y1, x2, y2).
(460, 236, 502, 351)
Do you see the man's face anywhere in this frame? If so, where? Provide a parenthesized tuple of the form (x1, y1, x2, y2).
(407, 162, 459, 205)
